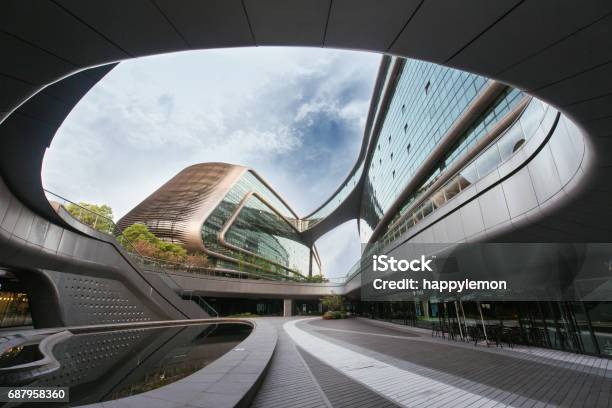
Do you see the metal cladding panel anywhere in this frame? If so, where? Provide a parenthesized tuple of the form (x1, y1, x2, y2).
(390, 0, 521, 63)
(15, 91, 73, 129)
(56, 0, 188, 56)
(244, 0, 330, 45)
(0, 178, 10, 220)
(528, 145, 563, 205)
(1, 196, 22, 234)
(500, 14, 612, 91)
(445, 212, 465, 243)
(459, 200, 485, 239)
(567, 94, 612, 122)
(0, 32, 75, 87)
(41, 223, 64, 254)
(536, 62, 612, 106)
(448, 0, 612, 77)
(582, 117, 612, 138)
(0, 75, 36, 112)
(325, 0, 420, 51)
(478, 185, 511, 230)
(0, 0, 128, 66)
(155, 0, 254, 49)
(548, 121, 581, 185)
(501, 167, 539, 219)
(117, 163, 245, 252)
(11, 206, 34, 240)
(432, 220, 450, 243)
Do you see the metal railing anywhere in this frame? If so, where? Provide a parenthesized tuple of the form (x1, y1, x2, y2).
(381, 99, 553, 246)
(43, 189, 314, 283)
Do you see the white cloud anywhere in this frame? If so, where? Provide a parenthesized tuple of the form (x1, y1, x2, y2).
(42, 47, 380, 279)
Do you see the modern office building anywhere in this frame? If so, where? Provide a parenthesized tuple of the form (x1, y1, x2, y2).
(2, 2, 612, 406)
(117, 163, 321, 281)
(307, 56, 608, 356)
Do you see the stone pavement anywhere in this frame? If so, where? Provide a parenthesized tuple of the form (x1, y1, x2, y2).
(251, 317, 612, 408)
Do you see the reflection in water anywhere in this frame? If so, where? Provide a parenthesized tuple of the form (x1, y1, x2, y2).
(2, 323, 251, 407)
(0, 345, 43, 369)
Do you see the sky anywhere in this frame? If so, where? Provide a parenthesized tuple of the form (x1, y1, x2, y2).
(42, 47, 381, 279)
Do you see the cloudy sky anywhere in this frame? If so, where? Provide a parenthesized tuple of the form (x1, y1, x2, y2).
(42, 47, 381, 279)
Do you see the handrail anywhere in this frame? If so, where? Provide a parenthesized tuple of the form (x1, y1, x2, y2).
(43, 189, 308, 283)
(340, 99, 556, 284)
(381, 98, 553, 246)
(44, 189, 115, 234)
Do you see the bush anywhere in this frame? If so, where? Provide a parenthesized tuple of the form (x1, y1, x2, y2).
(121, 223, 207, 267)
(65, 202, 114, 233)
(302, 275, 329, 283)
(227, 312, 259, 318)
(121, 223, 158, 245)
(321, 294, 343, 312)
(323, 310, 348, 320)
(185, 253, 209, 268)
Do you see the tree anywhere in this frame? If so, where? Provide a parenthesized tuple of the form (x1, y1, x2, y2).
(303, 275, 329, 283)
(119, 223, 207, 266)
(185, 253, 209, 268)
(121, 223, 158, 245)
(321, 293, 344, 312)
(65, 202, 114, 233)
(131, 239, 159, 258)
(156, 241, 187, 262)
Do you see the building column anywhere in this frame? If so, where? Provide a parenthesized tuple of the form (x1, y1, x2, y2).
(423, 300, 430, 319)
(283, 299, 293, 317)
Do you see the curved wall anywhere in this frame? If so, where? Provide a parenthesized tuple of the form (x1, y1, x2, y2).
(1, 1, 611, 322)
(387, 108, 590, 247)
(0, 172, 207, 327)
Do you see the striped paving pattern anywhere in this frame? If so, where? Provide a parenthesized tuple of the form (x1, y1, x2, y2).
(298, 346, 399, 408)
(337, 318, 612, 377)
(250, 318, 330, 408)
(251, 317, 611, 407)
(299, 318, 612, 407)
(285, 319, 504, 407)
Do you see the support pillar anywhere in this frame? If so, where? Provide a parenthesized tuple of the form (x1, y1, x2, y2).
(423, 300, 430, 319)
(283, 299, 293, 317)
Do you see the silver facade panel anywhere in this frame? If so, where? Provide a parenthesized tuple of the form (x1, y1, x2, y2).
(459, 199, 485, 239)
(478, 184, 511, 230)
(444, 212, 466, 244)
(528, 145, 563, 205)
(501, 167, 539, 219)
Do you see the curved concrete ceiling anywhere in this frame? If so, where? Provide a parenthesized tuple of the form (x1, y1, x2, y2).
(1, 0, 612, 242)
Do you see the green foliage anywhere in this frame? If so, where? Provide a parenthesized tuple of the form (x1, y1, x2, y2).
(303, 274, 329, 283)
(323, 310, 347, 320)
(227, 312, 260, 318)
(321, 294, 344, 312)
(121, 223, 159, 245)
(156, 241, 187, 260)
(65, 202, 114, 233)
(120, 223, 206, 266)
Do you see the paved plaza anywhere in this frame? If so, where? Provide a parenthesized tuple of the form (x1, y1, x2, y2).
(252, 317, 612, 408)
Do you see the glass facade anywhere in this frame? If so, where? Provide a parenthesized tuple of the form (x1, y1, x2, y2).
(335, 58, 612, 358)
(359, 59, 525, 242)
(382, 98, 555, 245)
(0, 291, 31, 328)
(357, 300, 612, 358)
(302, 161, 363, 229)
(225, 194, 312, 275)
(201, 170, 319, 279)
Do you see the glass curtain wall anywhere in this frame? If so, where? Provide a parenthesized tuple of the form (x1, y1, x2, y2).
(360, 58, 525, 242)
(201, 171, 318, 279)
(358, 300, 612, 357)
